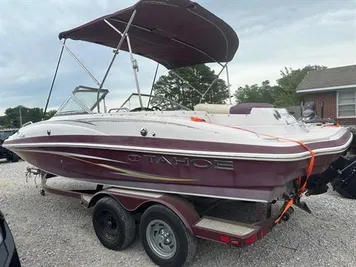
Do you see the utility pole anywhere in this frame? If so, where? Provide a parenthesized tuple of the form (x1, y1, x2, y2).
(19, 107, 22, 127)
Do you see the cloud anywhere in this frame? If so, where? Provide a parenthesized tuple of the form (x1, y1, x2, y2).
(0, 0, 355, 115)
(318, 9, 356, 26)
(223, 6, 356, 89)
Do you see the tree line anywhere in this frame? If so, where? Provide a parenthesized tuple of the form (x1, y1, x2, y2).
(1, 63, 324, 128)
(153, 64, 326, 109)
(234, 65, 326, 107)
(0, 106, 56, 128)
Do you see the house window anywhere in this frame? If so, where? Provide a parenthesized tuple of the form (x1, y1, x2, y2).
(338, 89, 356, 117)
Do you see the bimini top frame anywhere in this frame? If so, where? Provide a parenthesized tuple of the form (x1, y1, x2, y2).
(44, 0, 239, 116)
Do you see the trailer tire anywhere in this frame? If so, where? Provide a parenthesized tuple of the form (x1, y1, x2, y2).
(92, 197, 136, 250)
(139, 204, 197, 267)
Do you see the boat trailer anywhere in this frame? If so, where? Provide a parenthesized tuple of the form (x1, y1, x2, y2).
(25, 167, 298, 267)
(24, 155, 356, 267)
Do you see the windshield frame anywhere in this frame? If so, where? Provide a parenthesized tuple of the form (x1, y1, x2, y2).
(120, 93, 191, 111)
(55, 86, 109, 116)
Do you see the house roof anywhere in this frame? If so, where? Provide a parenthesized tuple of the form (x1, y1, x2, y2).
(296, 64, 356, 93)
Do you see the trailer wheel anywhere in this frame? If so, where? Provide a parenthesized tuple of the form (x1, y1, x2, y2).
(92, 197, 136, 250)
(139, 204, 197, 267)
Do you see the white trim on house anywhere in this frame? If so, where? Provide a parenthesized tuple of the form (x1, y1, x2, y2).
(337, 89, 356, 119)
(297, 84, 356, 93)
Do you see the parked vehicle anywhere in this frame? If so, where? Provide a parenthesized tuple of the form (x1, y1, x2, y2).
(0, 210, 21, 267)
(0, 129, 20, 162)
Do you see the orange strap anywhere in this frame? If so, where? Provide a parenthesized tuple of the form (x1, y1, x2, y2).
(228, 126, 315, 199)
(190, 116, 315, 223)
(274, 198, 295, 224)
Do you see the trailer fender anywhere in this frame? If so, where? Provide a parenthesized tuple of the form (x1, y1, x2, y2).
(82, 187, 200, 233)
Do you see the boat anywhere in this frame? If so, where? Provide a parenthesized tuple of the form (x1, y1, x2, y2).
(3, 0, 353, 204)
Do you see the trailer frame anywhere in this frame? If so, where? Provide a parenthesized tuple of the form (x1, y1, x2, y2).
(25, 167, 291, 266)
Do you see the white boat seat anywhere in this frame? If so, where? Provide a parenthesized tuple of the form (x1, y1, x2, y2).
(194, 103, 273, 114)
(194, 104, 233, 114)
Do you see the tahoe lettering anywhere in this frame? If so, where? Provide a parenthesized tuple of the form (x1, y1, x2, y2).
(128, 154, 234, 171)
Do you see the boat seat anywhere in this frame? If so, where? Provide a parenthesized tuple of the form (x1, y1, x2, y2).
(194, 103, 273, 114)
(194, 104, 233, 114)
(229, 103, 273, 114)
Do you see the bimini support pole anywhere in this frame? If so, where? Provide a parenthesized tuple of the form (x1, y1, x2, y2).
(42, 39, 66, 120)
(171, 71, 204, 97)
(61, 40, 100, 86)
(147, 63, 159, 108)
(199, 63, 227, 103)
(97, 10, 137, 112)
(226, 64, 232, 104)
(126, 36, 143, 108)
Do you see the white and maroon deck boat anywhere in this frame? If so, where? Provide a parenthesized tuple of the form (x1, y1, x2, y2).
(3, 0, 353, 205)
(3, 1, 356, 266)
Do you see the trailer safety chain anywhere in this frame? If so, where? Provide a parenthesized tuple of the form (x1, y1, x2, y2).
(25, 167, 41, 188)
(190, 117, 316, 224)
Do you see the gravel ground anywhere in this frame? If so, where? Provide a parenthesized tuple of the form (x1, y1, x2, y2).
(1, 159, 356, 267)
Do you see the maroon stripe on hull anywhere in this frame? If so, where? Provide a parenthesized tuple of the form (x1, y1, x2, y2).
(4, 131, 352, 155)
(15, 146, 340, 194)
(96, 179, 280, 202)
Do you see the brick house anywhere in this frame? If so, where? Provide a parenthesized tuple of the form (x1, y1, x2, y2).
(296, 65, 356, 125)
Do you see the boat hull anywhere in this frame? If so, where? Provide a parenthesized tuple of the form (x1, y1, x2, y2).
(6, 136, 343, 202)
(4, 111, 353, 203)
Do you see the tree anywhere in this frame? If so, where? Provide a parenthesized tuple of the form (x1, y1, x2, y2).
(234, 80, 277, 104)
(233, 64, 327, 107)
(43, 110, 57, 120)
(274, 65, 326, 107)
(2, 106, 57, 128)
(4, 106, 41, 128)
(0, 116, 6, 128)
(153, 64, 229, 109)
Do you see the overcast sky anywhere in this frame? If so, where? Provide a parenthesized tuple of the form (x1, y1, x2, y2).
(0, 0, 355, 115)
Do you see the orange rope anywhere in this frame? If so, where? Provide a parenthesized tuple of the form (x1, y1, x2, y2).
(190, 116, 315, 223)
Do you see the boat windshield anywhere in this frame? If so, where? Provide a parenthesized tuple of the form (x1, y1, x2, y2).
(119, 93, 191, 112)
(55, 86, 108, 116)
(55, 87, 190, 116)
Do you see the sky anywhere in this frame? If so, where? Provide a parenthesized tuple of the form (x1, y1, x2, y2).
(0, 0, 355, 115)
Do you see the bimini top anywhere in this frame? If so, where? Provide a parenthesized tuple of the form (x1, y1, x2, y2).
(58, 0, 239, 69)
